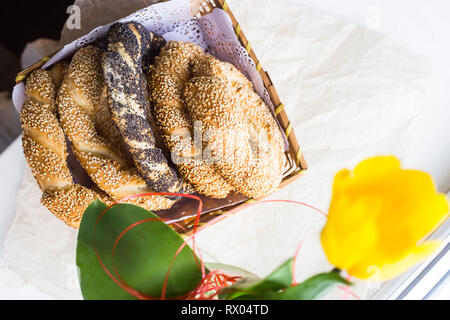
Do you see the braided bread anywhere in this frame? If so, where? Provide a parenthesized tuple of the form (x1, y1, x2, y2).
(185, 56, 284, 198)
(58, 45, 175, 211)
(94, 86, 134, 166)
(20, 68, 111, 228)
(149, 41, 233, 198)
(47, 60, 68, 89)
(102, 22, 192, 196)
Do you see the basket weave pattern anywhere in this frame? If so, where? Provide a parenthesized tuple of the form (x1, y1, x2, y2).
(15, 0, 307, 233)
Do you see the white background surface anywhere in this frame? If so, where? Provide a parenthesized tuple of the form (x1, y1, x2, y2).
(0, 0, 449, 299)
(292, 0, 450, 193)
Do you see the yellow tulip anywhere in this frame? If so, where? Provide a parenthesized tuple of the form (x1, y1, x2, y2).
(321, 156, 448, 280)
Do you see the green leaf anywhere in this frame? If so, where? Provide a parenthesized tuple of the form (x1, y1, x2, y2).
(219, 258, 294, 300)
(267, 271, 350, 300)
(229, 271, 350, 300)
(252, 258, 294, 291)
(76, 200, 203, 300)
(217, 256, 350, 300)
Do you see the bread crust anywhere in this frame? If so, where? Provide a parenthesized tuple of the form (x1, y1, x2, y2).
(185, 55, 285, 198)
(58, 45, 175, 211)
(20, 68, 112, 228)
(102, 22, 192, 196)
(149, 41, 233, 198)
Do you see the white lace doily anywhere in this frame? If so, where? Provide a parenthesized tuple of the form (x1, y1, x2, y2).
(199, 9, 273, 109)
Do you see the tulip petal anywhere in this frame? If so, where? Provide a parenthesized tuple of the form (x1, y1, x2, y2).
(376, 173, 448, 260)
(321, 219, 377, 271)
(347, 241, 441, 280)
(321, 156, 449, 281)
(352, 156, 401, 184)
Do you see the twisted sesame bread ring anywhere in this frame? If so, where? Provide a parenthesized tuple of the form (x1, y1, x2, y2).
(57, 45, 175, 211)
(20, 68, 112, 228)
(149, 41, 233, 198)
(185, 56, 285, 198)
(94, 86, 134, 167)
(47, 60, 68, 89)
(102, 22, 192, 196)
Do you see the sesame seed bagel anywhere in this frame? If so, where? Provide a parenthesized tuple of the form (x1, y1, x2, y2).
(57, 45, 175, 211)
(102, 22, 192, 197)
(20, 68, 112, 228)
(149, 41, 233, 198)
(185, 56, 285, 198)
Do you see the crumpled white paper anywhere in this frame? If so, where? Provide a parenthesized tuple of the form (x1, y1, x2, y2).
(1, 0, 430, 299)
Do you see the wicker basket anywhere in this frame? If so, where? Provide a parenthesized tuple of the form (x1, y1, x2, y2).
(15, 0, 307, 234)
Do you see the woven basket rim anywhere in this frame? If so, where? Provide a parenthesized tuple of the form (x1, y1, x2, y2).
(15, 0, 307, 233)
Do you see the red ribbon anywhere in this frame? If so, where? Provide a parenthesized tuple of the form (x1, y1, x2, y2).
(92, 193, 361, 300)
